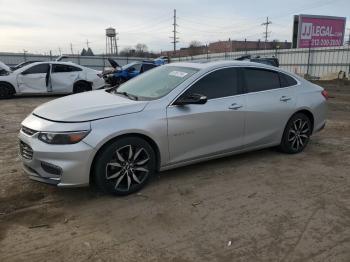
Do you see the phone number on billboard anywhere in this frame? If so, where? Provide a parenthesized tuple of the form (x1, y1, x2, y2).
(311, 39, 342, 46)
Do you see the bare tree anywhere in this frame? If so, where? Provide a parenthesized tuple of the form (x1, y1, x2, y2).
(188, 41, 204, 56)
(119, 46, 132, 56)
(135, 43, 148, 57)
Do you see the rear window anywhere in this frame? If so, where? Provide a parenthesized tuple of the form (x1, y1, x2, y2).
(52, 64, 82, 73)
(243, 68, 280, 92)
(279, 72, 297, 87)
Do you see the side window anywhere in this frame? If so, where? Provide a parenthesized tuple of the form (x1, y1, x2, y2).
(52, 64, 82, 73)
(279, 72, 297, 87)
(129, 63, 142, 72)
(243, 68, 280, 92)
(23, 64, 49, 74)
(143, 64, 156, 72)
(183, 68, 239, 100)
(68, 65, 82, 72)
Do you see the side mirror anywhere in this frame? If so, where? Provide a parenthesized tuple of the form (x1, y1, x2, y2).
(174, 93, 207, 106)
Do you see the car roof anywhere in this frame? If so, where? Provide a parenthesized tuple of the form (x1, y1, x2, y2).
(166, 60, 302, 81)
(168, 60, 276, 69)
(169, 60, 294, 73)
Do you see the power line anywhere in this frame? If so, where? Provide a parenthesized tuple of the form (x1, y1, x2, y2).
(262, 17, 272, 49)
(170, 9, 179, 54)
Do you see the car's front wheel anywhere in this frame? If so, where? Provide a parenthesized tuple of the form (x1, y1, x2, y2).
(0, 82, 15, 99)
(93, 136, 156, 195)
(280, 113, 312, 154)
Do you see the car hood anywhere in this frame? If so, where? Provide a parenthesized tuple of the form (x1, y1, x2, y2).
(107, 58, 120, 69)
(33, 90, 148, 122)
(0, 61, 11, 72)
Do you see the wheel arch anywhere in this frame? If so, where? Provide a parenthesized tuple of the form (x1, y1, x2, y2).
(287, 108, 315, 133)
(89, 133, 161, 185)
(0, 81, 16, 94)
(73, 80, 92, 91)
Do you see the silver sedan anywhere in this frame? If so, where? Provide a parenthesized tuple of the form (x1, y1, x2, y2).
(19, 61, 327, 195)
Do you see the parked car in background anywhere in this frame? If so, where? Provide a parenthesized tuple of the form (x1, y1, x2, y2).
(10, 60, 41, 71)
(0, 61, 11, 76)
(236, 55, 279, 67)
(103, 59, 159, 86)
(0, 61, 105, 98)
(19, 60, 327, 195)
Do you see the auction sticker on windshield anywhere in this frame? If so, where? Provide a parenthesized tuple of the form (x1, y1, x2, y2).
(169, 71, 188, 78)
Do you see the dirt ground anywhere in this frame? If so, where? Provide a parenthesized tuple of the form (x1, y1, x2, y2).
(0, 81, 349, 262)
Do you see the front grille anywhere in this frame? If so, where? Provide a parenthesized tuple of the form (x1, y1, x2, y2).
(21, 126, 37, 136)
(19, 141, 33, 160)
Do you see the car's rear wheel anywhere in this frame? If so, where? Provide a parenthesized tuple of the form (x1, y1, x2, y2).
(279, 113, 312, 154)
(93, 136, 156, 196)
(0, 82, 15, 99)
(73, 81, 91, 93)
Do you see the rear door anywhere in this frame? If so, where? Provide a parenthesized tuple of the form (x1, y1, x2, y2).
(17, 63, 50, 93)
(167, 67, 246, 164)
(242, 67, 298, 148)
(51, 64, 82, 93)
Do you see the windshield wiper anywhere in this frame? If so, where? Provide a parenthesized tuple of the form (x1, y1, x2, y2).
(115, 91, 138, 101)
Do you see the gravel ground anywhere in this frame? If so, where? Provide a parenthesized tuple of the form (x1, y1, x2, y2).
(0, 81, 349, 262)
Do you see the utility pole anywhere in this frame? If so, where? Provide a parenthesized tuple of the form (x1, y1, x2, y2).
(70, 43, 74, 55)
(262, 17, 272, 49)
(170, 9, 179, 55)
(347, 28, 350, 77)
(86, 39, 91, 49)
(23, 49, 28, 62)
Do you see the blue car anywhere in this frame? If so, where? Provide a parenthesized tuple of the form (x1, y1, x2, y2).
(104, 58, 166, 86)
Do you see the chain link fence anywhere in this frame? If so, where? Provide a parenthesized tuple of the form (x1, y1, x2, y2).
(0, 53, 146, 71)
(171, 46, 350, 80)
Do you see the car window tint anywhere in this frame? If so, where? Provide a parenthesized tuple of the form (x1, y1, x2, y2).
(23, 64, 49, 74)
(52, 64, 82, 73)
(279, 73, 298, 87)
(133, 64, 142, 71)
(183, 68, 239, 99)
(244, 68, 280, 92)
(143, 64, 156, 72)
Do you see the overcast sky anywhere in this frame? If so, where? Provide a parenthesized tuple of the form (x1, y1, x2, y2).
(0, 0, 349, 55)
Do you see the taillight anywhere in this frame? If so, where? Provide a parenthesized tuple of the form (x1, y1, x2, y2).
(321, 90, 329, 100)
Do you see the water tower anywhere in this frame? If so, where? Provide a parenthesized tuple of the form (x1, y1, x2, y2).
(105, 27, 118, 55)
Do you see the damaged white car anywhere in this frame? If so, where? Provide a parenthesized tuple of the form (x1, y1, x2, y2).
(0, 61, 105, 98)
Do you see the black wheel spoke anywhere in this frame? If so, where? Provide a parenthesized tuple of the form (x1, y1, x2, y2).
(106, 144, 150, 192)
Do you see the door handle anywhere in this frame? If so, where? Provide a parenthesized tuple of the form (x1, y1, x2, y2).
(228, 103, 243, 110)
(280, 96, 291, 102)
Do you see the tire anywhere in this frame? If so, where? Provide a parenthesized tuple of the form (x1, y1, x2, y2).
(0, 82, 15, 99)
(73, 81, 91, 93)
(279, 113, 312, 154)
(93, 136, 156, 196)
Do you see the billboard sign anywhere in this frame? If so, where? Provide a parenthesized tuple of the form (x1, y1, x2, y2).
(295, 15, 346, 48)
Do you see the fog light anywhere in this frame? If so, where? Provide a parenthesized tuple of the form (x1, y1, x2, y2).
(41, 162, 62, 176)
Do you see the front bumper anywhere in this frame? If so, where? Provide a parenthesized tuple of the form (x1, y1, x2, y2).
(18, 129, 96, 187)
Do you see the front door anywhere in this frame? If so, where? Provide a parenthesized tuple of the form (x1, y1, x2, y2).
(167, 67, 246, 164)
(17, 63, 50, 93)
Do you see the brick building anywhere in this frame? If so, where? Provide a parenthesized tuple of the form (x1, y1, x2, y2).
(162, 39, 292, 57)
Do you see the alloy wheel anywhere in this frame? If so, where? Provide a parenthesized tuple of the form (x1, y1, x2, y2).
(287, 118, 310, 151)
(105, 145, 150, 192)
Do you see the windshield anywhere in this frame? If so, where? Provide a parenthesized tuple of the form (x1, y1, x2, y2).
(122, 62, 138, 70)
(117, 65, 199, 100)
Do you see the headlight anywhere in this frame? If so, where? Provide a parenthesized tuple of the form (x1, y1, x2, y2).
(38, 130, 90, 145)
